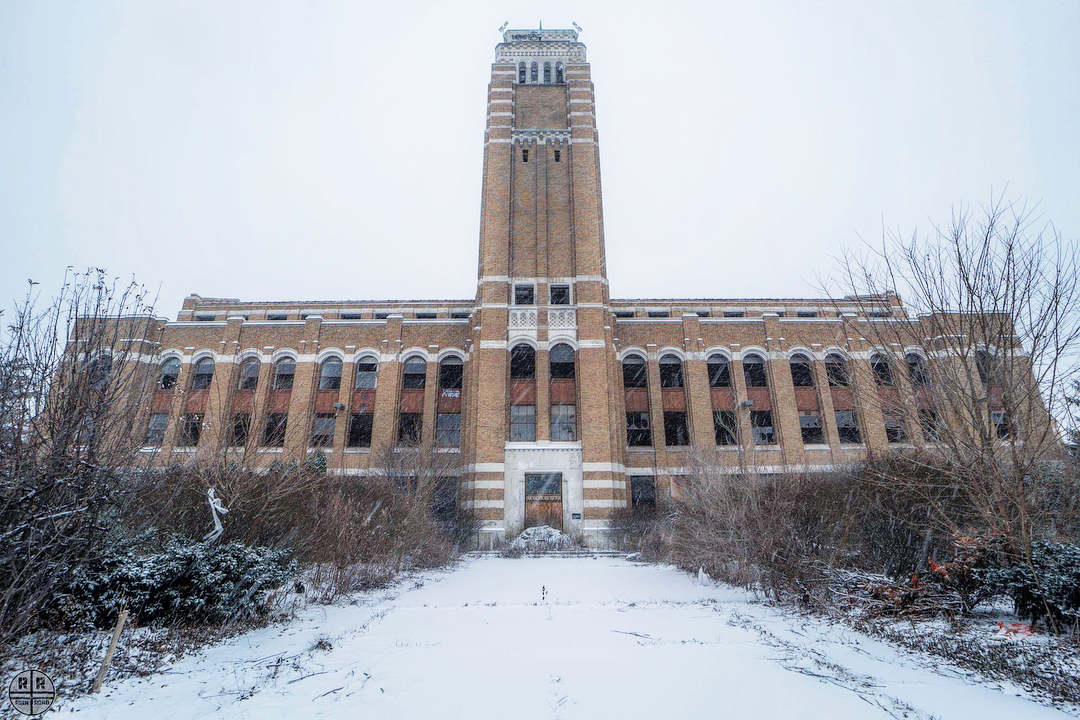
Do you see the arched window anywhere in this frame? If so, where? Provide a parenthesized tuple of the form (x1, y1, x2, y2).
(88, 354, 112, 391)
(550, 344, 575, 379)
(318, 358, 342, 390)
(238, 358, 260, 390)
(439, 356, 463, 389)
(707, 354, 731, 387)
(159, 358, 181, 390)
(659, 354, 684, 388)
(530, 62, 538, 82)
(355, 356, 378, 388)
(789, 354, 814, 387)
(622, 354, 647, 388)
(510, 345, 536, 380)
(555, 62, 564, 83)
(518, 62, 526, 84)
(906, 353, 929, 386)
(825, 354, 848, 387)
(871, 354, 894, 386)
(743, 354, 767, 388)
(543, 61, 551, 83)
(191, 358, 215, 390)
(273, 358, 296, 390)
(402, 356, 427, 389)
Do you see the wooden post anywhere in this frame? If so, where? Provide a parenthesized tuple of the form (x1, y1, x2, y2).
(91, 606, 128, 694)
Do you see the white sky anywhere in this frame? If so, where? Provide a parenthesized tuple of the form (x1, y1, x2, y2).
(2, 1, 1077, 319)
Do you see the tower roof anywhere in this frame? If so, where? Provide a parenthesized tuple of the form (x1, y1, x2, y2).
(496, 27, 585, 63)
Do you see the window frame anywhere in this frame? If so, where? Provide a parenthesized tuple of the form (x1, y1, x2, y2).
(238, 358, 260, 391)
(626, 411, 652, 447)
(509, 404, 536, 442)
(190, 358, 215, 390)
(658, 354, 685, 388)
(318, 358, 343, 391)
(509, 345, 536, 381)
(789, 354, 815, 387)
(550, 404, 577, 441)
(402, 356, 427, 389)
(750, 409, 775, 445)
(622, 355, 648, 388)
(159, 358, 181, 390)
(743, 354, 768, 388)
(355, 357, 378, 389)
(549, 343, 575, 380)
(273, 358, 296, 390)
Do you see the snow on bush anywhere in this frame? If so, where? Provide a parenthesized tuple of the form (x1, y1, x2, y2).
(981, 541, 1080, 630)
(48, 537, 296, 629)
(504, 525, 574, 555)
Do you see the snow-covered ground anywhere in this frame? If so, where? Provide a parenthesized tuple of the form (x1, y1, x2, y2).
(63, 555, 1073, 719)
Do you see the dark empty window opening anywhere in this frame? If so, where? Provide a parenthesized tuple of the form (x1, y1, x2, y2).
(553, 149, 561, 162)
(398, 413, 422, 446)
(273, 359, 295, 390)
(919, 409, 940, 441)
(648, 311, 669, 318)
(263, 413, 288, 447)
(543, 62, 551, 83)
(723, 311, 745, 318)
(515, 284, 534, 305)
(195, 314, 216, 322)
(750, 410, 775, 445)
(341, 313, 363, 320)
(178, 413, 203, 447)
(416, 312, 437, 319)
(825, 355, 849, 387)
(907, 353, 930, 386)
(439, 357, 464, 389)
(992, 411, 1011, 439)
(522, 148, 529, 163)
(872, 355, 894, 386)
(191, 358, 215, 390)
(267, 313, 288, 320)
(790, 355, 815, 387)
(311, 413, 336, 448)
(664, 411, 690, 446)
(145, 413, 169, 445)
(836, 410, 861, 444)
(797, 311, 818, 318)
(884, 411, 906, 443)
(518, 62, 526, 83)
(614, 311, 634, 318)
(510, 345, 536, 380)
(800, 412, 824, 444)
(743, 355, 768, 388)
(626, 412, 652, 446)
(713, 410, 737, 445)
(696, 311, 711, 317)
(375, 312, 390, 319)
(622, 355, 647, 388)
(631, 476, 655, 508)
(707, 355, 731, 387)
(159, 358, 180, 390)
(402, 357, 427, 389)
(550, 344, 575, 379)
(451, 312, 471, 319)
(869, 310, 891, 318)
(550, 285, 570, 305)
(348, 413, 373, 447)
(659, 355, 684, 388)
(232, 413, 251, 447)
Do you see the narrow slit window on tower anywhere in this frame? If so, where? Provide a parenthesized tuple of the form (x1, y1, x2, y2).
(543, 62, 551, 83)
(530, 61, 538, 82)
(553, 149, 561, 163)
(522, 148, 529, 163)
(518, 62, 526, 84)
(555, 62, 564, 83)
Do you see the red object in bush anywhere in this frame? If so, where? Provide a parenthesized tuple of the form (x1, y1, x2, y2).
(996, 621, 1033, 637)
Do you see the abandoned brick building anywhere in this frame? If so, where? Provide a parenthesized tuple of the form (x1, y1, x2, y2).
(129, 28, 970, 548)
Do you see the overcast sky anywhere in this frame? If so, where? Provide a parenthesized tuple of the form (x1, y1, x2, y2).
(2, 0, 1077, 320)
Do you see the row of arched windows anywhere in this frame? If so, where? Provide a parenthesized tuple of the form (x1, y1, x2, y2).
(517, 61, 564, 84)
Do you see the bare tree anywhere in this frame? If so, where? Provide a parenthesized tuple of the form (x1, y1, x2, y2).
(821, 196, 1080, 621)
(0, 269, 161, 643)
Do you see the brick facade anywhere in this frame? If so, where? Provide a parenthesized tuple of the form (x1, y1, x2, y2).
(118, 29, 981, 548)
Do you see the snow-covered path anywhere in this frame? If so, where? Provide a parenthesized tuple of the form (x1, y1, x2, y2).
(67, 555, 1070, 719)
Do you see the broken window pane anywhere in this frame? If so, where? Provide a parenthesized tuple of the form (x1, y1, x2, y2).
(750, 410, 775, 444)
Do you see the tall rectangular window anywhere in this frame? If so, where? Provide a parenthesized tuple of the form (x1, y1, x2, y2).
(884, 411, 906, 443)
(398, 413, 422, 445)
(510, 405, 536, 441)
(550, 404, 577, 441)
(514, 284, 534, 305)
(436, 412, 461, 447)
(553, 149, 561, 162)
(145, 413, 169, 446)
(799, 412, 824, 444)
(522, 148, 529, 163)
(348, 412, 373, 448)
(835, 410, 861, 444)
(311, 413, 336, 447)
(355, 360, 378, 388)
(630, 476, 656, 509)
(713, 410, 737, 445)
(992, 411, 1011, 439)
(550, 285, 570, 305)
(919, 409, 940, 442)
(663, 411, 690, 446)
(626, 412, 652, 446)
(178, 413, 203, 447)
(750, 410, 775, 445)
(232, 413, 251, 447)
(263, 413, 288, 447)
